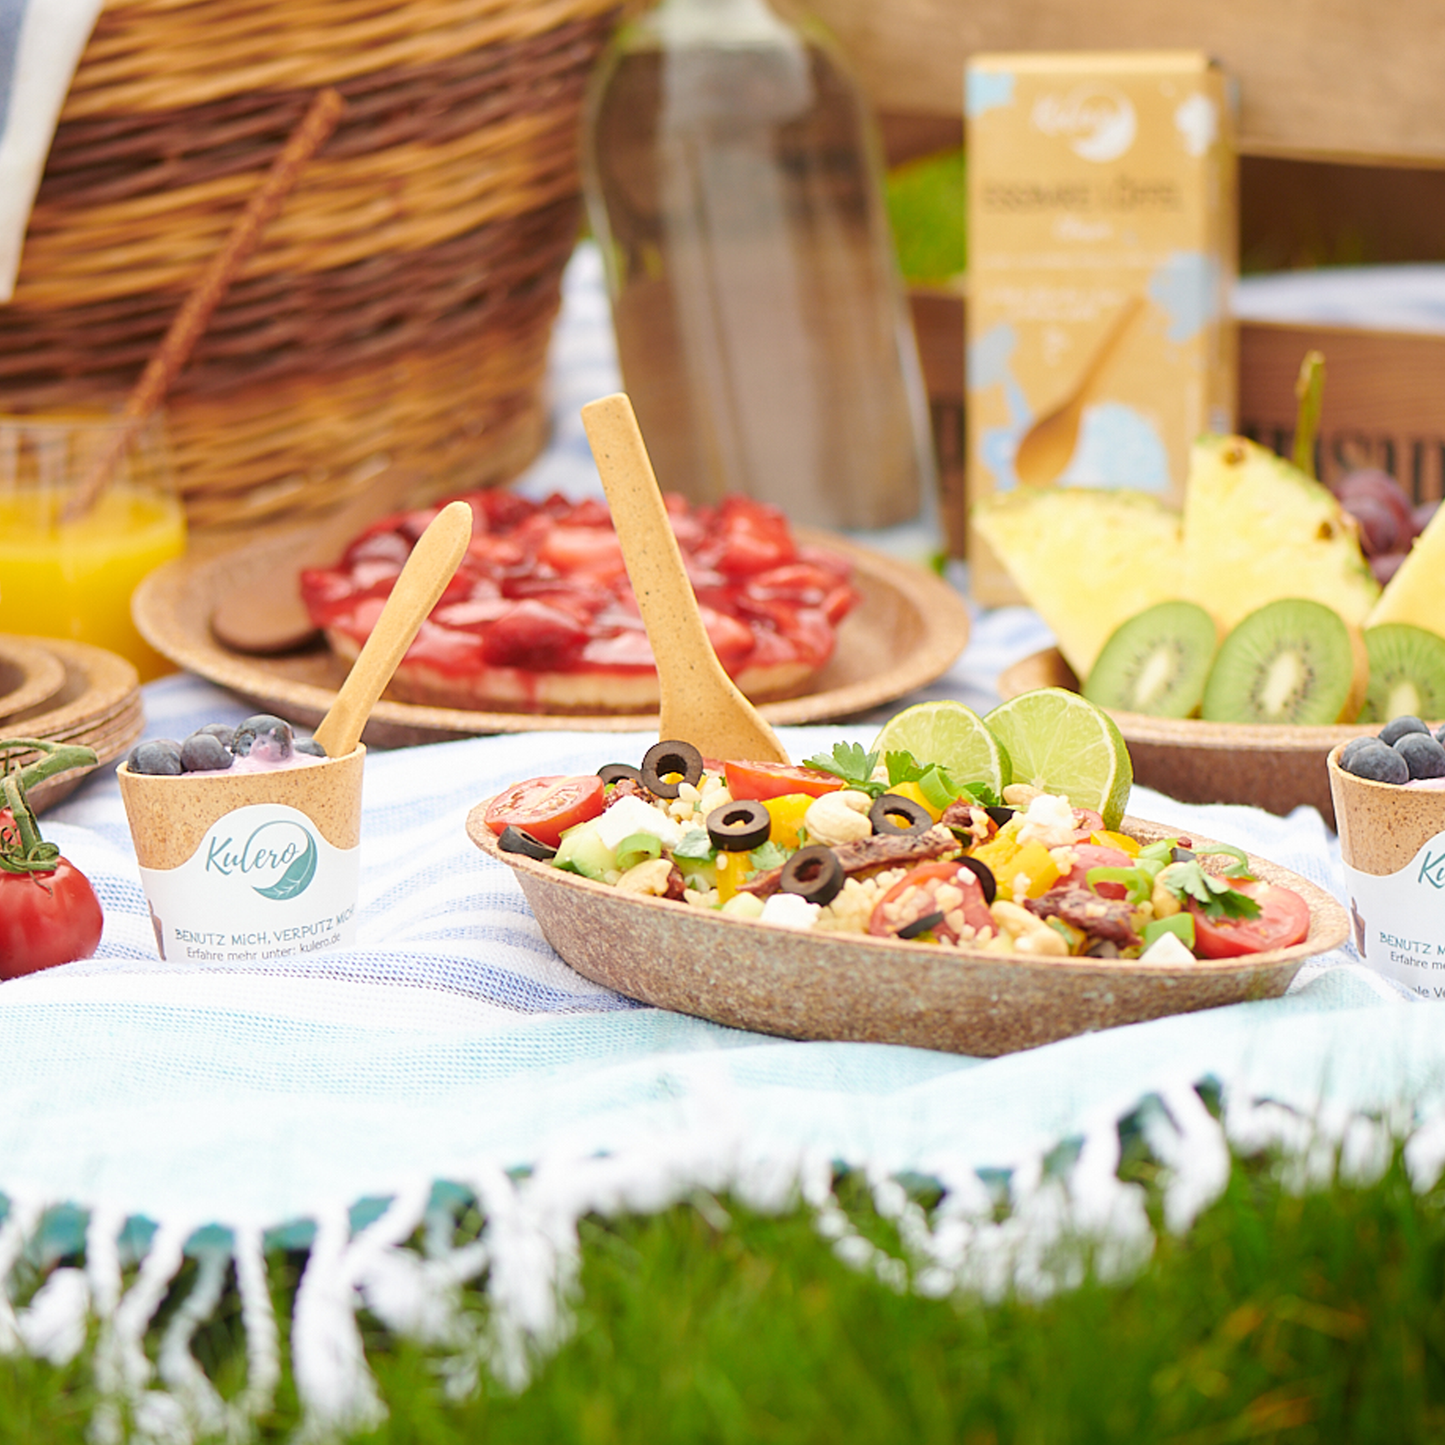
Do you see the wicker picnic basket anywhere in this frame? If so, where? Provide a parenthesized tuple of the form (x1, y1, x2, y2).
(0, 0, 621, 530)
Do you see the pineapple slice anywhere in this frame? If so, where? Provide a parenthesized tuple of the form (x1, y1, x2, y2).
(1180, 435, 1379, 633)
(1368, 501, 1445, 629)
(970, 487, 1184, 679)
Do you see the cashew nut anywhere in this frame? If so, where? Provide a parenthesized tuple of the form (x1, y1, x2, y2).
(614, 858, 678, 896)
(988, 899, 1068, 956)
(803, 789, 874, 847)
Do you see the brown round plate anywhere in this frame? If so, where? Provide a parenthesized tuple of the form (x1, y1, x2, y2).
(0, 635, 67, 723)
(997, 648, 1387, 831)
(468, 806, 1348, 1058)
(132, 528, 971, 747)
(0, 639, 143, 813)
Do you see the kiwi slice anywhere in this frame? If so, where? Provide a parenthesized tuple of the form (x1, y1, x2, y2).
(1201, 598, 1359, 725)
(1083, 600, 1219, 717)
(1359, 623, 1445, 723)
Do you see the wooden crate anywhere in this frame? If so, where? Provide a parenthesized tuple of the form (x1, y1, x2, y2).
(908, 292, 1445, 557)
(812, 0, 1445, 166)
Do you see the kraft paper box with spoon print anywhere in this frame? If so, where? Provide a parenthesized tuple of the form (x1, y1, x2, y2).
(965, 52, 1238, 605)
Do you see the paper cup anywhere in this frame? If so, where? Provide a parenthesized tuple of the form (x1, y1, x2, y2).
(118, 746, 364, 962)
(1328, 743, 1445, 998)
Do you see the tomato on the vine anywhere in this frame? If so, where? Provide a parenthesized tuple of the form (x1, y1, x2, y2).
(483, 774, 606, 848)
(1188, 878, 1311, 959)
(0, 737, 106, 979)
(0, 850, 104, 978)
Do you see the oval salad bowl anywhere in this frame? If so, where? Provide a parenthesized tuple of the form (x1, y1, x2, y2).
(468, 806, 1348, 1058)
(997, 648, 1404, 831)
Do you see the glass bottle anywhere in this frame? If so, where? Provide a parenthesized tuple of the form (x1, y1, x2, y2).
(581, 0, 937, 534)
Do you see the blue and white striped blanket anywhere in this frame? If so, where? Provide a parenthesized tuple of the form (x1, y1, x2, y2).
(1, 244, 1438, 1438)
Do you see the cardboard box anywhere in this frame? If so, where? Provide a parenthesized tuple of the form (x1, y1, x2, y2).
(964, 52, 1238, 603)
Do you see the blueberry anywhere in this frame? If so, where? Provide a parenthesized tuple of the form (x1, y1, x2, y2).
(232, 713, 294, 763)
(195, 722, 236, 749)
(294, 737, 328, 758)
(1379, 715, 1430, 746)
(1395, 731, 1445, 780)
(1339, 735, 1380, 771)
(1342, 738, 1410, 784)
(180, 732, 233, 772)
(128, 740, 183, 776)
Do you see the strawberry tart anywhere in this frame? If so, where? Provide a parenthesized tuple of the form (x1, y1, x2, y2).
(299, 489, 860, 713)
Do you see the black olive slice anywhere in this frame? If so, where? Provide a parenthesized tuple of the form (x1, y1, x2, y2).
(498, 825, 557, 861)
(598, 762, 644, 787)
(1170, 846, 1195, 864)
(778, 845, 844, 906)
(640, 739, 704, 798)
(985, 806, 1015, 829)
(955, 855, 997, 905)
(705, 800, 771, 852)
(869, 793, 932, 838)
(897, 910, 946, 940)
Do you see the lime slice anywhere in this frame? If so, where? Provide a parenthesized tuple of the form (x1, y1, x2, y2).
(984, 688, 1133, 829)
(870, 700, 1012, 797)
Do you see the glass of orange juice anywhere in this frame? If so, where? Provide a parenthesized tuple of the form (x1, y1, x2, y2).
(0, 412, 187, 682)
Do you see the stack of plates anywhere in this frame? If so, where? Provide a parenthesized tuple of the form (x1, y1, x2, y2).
(0, 635, 144, 812)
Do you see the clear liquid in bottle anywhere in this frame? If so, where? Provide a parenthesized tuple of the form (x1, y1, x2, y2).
(582, 0, 936, 533)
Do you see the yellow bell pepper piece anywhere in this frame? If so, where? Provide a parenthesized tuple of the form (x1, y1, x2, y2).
(1003, 840, 1060, 900)
(885, 779, 944, 822)
(762, 793, 814, 851)
(970, 834, 1019, 898)
(1090, 829, 1140, 858)
(714, 850, 751, 905)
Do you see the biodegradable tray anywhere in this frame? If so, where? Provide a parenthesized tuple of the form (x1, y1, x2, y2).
(133, 527, 972, 747)
(0, 635, 67, 723)
(0, 637, 144, 813)
(468, 809, 1348, 1058)
(997, 648, 1388, 830)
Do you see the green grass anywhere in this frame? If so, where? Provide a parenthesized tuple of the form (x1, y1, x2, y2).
(3, 1147, 1445, 1444)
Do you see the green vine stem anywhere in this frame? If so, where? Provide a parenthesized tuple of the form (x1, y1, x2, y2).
(1293, 350, 1326, 480)
(0, 738, 99, 875)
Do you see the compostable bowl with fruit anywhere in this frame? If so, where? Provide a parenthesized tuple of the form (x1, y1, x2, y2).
(469, 808, 1348, 1058)
(118, 746, 365, 963)
(1328, 743, 1445, 997)
(996, 648, 1417, 829)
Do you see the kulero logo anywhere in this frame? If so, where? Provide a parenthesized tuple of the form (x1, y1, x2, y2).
(1032, 85, 1137, 162)
(204, 819, 319, 901)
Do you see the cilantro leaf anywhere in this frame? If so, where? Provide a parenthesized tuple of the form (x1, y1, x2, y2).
(750, 840, 789, 871)
(1158, 860, 1262, 919)
(804, 741, 886, 795)
(885, 750, 925, 786)
(957, 780, 1002, 809)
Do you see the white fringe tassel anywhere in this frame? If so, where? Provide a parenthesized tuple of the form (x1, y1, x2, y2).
(0, 1078, 1440, 1440)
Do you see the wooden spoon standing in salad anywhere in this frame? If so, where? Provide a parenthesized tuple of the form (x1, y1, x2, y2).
(581, 393, 790, 764)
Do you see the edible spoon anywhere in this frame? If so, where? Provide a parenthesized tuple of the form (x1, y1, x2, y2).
(1012, 294, 1142, 489)
(312, 499, 472, 758)
(581, 393, 790, 764)
(210, 465, 421, 654)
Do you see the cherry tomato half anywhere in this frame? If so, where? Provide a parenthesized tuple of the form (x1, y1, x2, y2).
(483, 774, 606, 849)
(723, 760, 845, 802)
(868, 860, 993, 943)
(1188, 878, 1311, 959)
